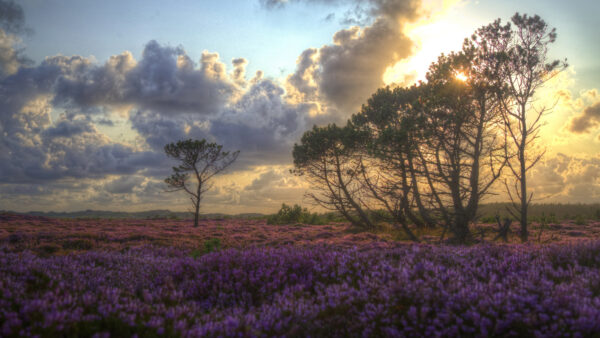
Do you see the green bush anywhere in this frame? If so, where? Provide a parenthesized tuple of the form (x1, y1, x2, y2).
(267, 203, 325, 225)
(203, 237, 221, 253)
(191, 237, 222, 258)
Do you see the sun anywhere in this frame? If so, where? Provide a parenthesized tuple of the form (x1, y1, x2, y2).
(455, 71, 468, 82)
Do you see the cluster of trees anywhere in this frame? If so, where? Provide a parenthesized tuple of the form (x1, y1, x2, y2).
(293, 14, 565, 243)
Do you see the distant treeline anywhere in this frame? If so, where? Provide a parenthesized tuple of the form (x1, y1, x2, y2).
(478, 203, 600, 223)
(4, 203, 599, 223)
(2, 210, 264, 220)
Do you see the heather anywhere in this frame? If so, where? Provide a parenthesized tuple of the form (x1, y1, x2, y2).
(3, 214, 599, 257)
(3, 214, 600, 336)
(1, 242, 600, 336)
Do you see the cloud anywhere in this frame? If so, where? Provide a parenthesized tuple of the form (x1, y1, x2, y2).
(0, 0, 30, 77)
(52, 41, 239, 115)
(568, 101, 600, 134)
(284, 0, 419, 115)
(104, 175, 146, 194)
(527, 153, 600, 202)
(0, 0, 25, 34)
(0, 54, 168, 183)
(130, 77, 312, 169)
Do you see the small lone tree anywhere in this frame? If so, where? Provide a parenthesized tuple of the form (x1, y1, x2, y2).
(164, 139, 239, 227)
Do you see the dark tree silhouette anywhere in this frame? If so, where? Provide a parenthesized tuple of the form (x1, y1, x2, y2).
(293, 13, 562, 244)
(292, 124, 375, 230)
(164, 139, 239, 227)
(483, 13, 567, 242)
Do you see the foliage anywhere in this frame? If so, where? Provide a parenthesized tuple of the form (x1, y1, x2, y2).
(164, 139, 239, 227)
(267, 203, 325, 225)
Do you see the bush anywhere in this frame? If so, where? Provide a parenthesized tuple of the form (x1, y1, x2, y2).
(35, 243, 61, 257)
(203, 238, 221, 253)
(62, 239, 94, 250)
(191, 238, 222, 258)
(267, 204, 325, 225)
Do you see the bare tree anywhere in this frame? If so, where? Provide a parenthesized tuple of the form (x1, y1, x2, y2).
(164, 139, 239, 227)
(492, 13, 567, 242)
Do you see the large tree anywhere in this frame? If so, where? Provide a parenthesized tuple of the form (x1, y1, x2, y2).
(350, 48, 506, 243)
(164, 139, 239, 227)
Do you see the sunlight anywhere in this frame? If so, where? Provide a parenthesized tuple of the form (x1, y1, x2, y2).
(455, 71, 468, 82)
(383, 1, 479, 85)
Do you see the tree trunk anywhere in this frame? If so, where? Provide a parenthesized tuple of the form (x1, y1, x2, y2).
(193, 198, 200, 227)
(520, 153, 528, 242)
(194, 182, 202, 227)
(519, 104, 528, 242)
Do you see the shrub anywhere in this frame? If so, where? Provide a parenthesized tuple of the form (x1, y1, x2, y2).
(191, 237, 222, 258)
(203, 237, 221, 253)
(35, 244, 61, 257)
(267, 204, 325, 225)
(62, 239, 94, 250)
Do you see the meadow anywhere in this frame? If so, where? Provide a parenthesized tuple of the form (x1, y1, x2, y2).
(1, 212, 600, 336)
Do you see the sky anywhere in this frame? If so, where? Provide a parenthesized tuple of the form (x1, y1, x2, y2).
(1, 0, 599, 214)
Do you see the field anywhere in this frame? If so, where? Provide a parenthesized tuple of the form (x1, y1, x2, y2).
(2, 214, 600, 336)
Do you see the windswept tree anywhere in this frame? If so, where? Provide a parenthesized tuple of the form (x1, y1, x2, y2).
(350, 48, 506, 243)
(483, 13, 567, 242)
(292, 124, 375, 230)
(164, 139, 239, 227)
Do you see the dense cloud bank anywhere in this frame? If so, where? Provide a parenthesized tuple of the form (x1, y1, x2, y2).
(0, 40, 313, 182)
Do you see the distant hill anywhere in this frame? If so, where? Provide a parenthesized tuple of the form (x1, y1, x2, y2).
(0, 209, 265, 220)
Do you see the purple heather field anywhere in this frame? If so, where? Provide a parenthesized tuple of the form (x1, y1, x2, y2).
(1, 215, 600, 337)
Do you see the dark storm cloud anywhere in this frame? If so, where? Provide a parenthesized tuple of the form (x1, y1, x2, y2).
(568, 102, 600, 134)
(284, 0, 419, 113)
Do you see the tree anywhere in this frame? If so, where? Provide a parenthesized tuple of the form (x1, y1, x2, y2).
(351, 48, 506, 243)
(164, 139, 239, 227)
(486, 13, 567, 242)
(292, 124, 375, 230)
